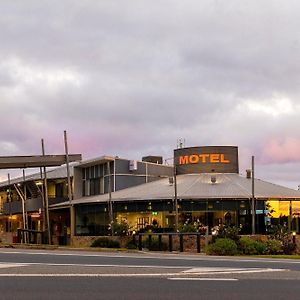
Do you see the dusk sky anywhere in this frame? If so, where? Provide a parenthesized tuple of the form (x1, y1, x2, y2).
(1, 1, 300, 189)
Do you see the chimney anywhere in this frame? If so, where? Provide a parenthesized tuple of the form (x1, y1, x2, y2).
(246, 169, 251, 179)
(211, 175, 217, 184)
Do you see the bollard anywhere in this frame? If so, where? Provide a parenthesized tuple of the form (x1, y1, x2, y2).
(158, 234, 162, 251)
(180, 234, 184, 252)
(148, 234, 152, 250)
(197, 234, 201, 253)
(138, 234, 142, 251)
(169, 234, 173, 252)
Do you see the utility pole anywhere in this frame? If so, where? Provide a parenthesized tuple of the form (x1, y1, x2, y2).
(107, 161, 113, 235)
(7, 173, 11, 233)
(41, 139, 51, 244)
(174, 165, 179, 232)
(23, 169, 28, 240)
(107, 161, 113, 234)
(251, 156, 255, 235)
(64, 130, 74, 243)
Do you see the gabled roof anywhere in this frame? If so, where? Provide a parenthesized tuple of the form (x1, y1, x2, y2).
(51, 173, 300, 208)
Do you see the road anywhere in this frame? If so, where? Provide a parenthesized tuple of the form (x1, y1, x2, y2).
(0, 248, 299, 299)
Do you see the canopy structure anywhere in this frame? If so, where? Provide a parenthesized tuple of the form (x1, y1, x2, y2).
(50, 173, 300, 209)
(0, 154, 82, 169)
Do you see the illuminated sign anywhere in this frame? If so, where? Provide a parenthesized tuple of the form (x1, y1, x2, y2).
(174, 146, 239, 175)
(179, 154, 230, 165)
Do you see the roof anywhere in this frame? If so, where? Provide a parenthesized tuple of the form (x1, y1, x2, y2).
(0, 154, 81, 169)
(74, 155, 115, 168)
(0, 162, 78, 187)
(50, 173, 300, 208)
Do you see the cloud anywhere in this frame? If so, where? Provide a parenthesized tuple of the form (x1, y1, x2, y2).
(261, 137, 300, 164)
(1, 0, 300, 188)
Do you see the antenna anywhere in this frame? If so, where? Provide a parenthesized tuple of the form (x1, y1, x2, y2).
(177, 138, 185, 149)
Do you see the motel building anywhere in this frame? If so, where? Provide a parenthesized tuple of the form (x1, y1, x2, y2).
(1, 146, 300, 244)
(0, 156, 172, 244)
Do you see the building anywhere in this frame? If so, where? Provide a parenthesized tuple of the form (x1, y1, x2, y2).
(60, 146, 300, 241)
(1, 145, 300, 245)
(0, 155, 172, 243)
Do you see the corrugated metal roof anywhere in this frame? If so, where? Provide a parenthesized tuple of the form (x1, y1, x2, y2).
(0, 162, 78, 187)
(50, 173, 300, 208)
(74, 155, 115, 168)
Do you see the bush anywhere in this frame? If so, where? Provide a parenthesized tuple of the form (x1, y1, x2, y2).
(216, 225, 241, 242)
(111, 222, 129, 236)
(179, 223, 198, 233)
(238, 237, 267, 255)
(265, 239, 282, 255)
(239, 237, 258, 255)
(206, 238, 238, 256)
(143, 236, 168, 251)
(267, 225, 297, 254)
(125, 240, 137, 249)
(90, 237, 120, 248)
(254, 241, 267, 255)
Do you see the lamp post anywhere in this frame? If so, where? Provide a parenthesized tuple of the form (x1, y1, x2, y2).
(293, 231, 297, 247)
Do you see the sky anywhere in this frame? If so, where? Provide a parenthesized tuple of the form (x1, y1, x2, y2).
(1, 0, 300, 189)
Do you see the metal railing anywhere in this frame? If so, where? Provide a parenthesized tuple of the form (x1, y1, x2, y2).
(136, 232, 202, 253)
(17, 228, 46, 244)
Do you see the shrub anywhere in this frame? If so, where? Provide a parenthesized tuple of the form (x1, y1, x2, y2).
(206, 238, 238, 256)
(216, 225, 241, 242)
(179, 223, 198, 233)
(126, 240, 137, 249)
(143, 236, 168, 251)
(254, 241, 267, 255)
(267, 225, 297, 254)
(90, 237, 120, 248)
(238, 237, 267, 255)
(239, 236, 258, 255)
(111, 221, 129, 236)
(265, 239, 282, 255)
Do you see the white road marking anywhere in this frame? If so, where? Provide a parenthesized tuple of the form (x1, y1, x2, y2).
(0, 273, 231, 277)
(0, 262, 186, 269)
(183, 268, 287, 275)
(168, 278, 238, 281)
(0, 263, 26, 269)
(183, 267, 287, 274)
(0, 249, 299, 265)
(0, 260, 288, 278)
(0, 262, 288, 274)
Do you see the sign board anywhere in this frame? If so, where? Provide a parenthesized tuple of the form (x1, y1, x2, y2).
(174, 146, 239, 174)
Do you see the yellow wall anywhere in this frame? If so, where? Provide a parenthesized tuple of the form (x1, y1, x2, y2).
(267, 200, 300, 218)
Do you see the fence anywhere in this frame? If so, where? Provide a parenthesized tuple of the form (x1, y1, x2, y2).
(136, 232, 202, 253)
(17, 229, 46, 244)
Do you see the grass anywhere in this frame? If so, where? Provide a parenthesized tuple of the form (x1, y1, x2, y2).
(255, 255, 300, 259)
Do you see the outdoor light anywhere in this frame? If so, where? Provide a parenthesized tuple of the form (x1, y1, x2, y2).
(212, 229, 218, 236)
(293, 231, 297, 245)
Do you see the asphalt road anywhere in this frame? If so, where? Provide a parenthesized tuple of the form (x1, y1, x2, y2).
(0, 248, 299, 300)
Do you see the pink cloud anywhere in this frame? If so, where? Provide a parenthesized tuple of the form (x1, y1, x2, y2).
(260, 137, 300, 164)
